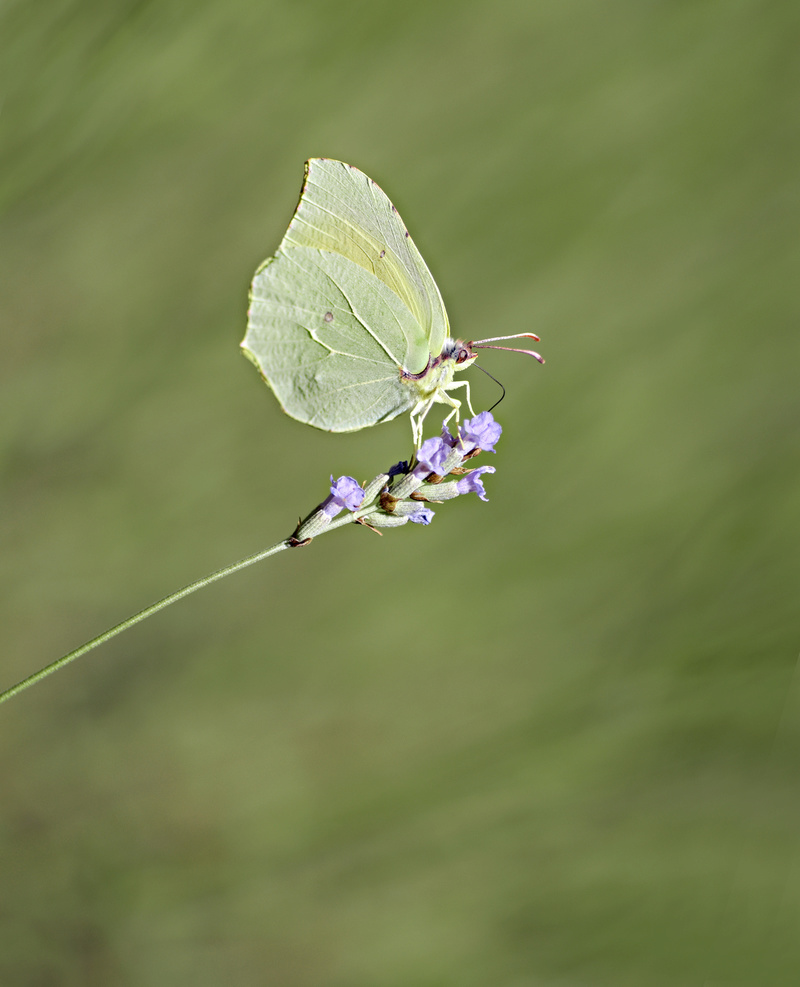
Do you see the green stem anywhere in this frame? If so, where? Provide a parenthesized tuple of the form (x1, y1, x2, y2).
(0, 540, 291, 703)
(1, 498, 368, 705)
(0, 539, 291, 703)
(1, 536, 295, 706)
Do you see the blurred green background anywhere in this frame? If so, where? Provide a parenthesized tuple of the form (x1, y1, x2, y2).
(2, 0, 798, 983)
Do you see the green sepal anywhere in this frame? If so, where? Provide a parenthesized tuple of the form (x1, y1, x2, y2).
(391, 500, 431, 517)
(361, 473, 390, 503)
(414, 479, 461, 502)
(365, 512, 410, 528)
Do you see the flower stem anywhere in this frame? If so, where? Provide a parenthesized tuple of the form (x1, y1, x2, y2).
(1, 537, 302, 706)
(1, 460, 432, 707)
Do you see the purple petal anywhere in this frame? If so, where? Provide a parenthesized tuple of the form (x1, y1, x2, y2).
(456, 465, 496, 501)
(408, 506, 435, 525)
(441, 421, 458, 447)
(319, 496, 343, 520)
(415, 436, 450, 475)
(329, 475, 365, 511)
(459, 411, 503, 453)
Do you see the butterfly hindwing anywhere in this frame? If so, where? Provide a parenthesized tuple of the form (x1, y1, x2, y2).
(245, 245, 420, 432)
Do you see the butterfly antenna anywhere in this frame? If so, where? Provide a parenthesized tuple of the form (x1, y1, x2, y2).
(473, 361, 507, 412)
(470, 333, 545, 364)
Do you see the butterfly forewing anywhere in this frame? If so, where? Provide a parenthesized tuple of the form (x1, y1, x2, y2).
(283, 158, 449, 372)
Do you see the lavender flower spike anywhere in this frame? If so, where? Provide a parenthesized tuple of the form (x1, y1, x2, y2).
(456, 465, 496, 501)
(459, 411, 503, 454)
(320, 475, 366, 520)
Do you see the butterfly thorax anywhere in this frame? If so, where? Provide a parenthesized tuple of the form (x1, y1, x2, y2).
(400, 339, 476, 399)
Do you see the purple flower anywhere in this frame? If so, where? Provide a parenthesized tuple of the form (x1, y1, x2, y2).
(441, 422, 458, 447)
(414, 436, 450, 477)
(456, 465, 496, 502)
(459, 411, 502, 453)
(407, 506, 435, 525)
(320, 475, 365, 520)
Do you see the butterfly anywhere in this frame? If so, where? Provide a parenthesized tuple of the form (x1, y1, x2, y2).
(242, 158, 543, 447)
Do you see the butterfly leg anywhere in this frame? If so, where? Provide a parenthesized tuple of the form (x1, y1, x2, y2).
(443, 379, 476, 418)
(410, 402, 434, 448)
(409, 378, 475, 447)
(438, 389, 465, 435)
(410, 390, 449, 448)
(410, 411, 424, 449)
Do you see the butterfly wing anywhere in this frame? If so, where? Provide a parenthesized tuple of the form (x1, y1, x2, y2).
(243, 159, 450, 431)
(282, 158, 449, 372)
(244, 245, 422, 432)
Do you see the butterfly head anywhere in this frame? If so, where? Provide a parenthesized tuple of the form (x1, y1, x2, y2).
(441, 337, 478, 368)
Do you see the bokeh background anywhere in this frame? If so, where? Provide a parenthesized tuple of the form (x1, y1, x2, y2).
(2, 1, 798, 983)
